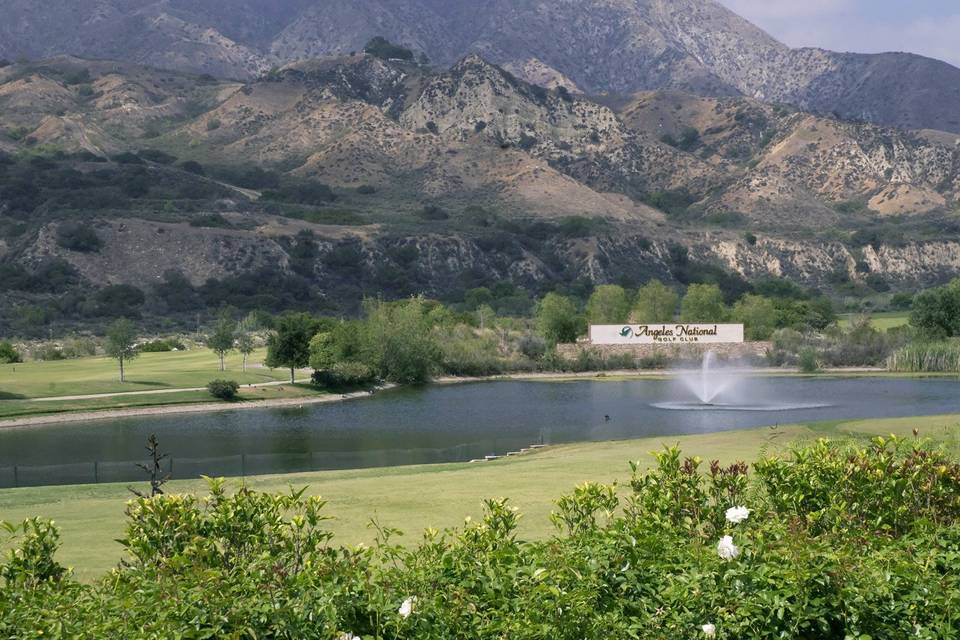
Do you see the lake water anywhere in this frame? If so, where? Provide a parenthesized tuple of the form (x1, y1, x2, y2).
(1, 376, 958, 488)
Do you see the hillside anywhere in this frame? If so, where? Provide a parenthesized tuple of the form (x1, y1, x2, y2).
(2, 53, 960, 333)
(2, 0, 960, 134)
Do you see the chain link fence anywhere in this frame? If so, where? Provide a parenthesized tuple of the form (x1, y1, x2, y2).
(0, 443, 503, 489)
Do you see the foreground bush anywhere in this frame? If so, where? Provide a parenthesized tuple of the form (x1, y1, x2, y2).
(3, 437, 960, 638)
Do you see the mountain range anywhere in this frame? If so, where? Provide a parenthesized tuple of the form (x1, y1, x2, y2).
(2, 0, 960, 134)
(2, 0, 960, 328)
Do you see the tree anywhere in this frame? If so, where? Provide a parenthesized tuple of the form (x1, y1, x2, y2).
(680, 284, 728, 322)
(476, 304, 496, 331)
(536, 293, 584, 344)
(585, 285, 631, 325)
(910, 278, 960, 339)
(361, 299, 441, 384)
(266, 313, 321, 383)
(236, 326, 255, 372)
(0, 341, 21, 364)
(732, 295, 778, 340)
(632, 280, 679, 323)
(308, 332, 337, 372)
(206, 313, 236, 372)
(105, 318, 139, 383)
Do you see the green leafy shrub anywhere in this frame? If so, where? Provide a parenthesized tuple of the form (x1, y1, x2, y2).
(364, 36, 414, 61)
(206, 379, 239, 400)
(139, 338, 185, 353)
(6, 438, 960, 638)
(189, 213, 233, 228)
(418, 204, 450, 220)
(56, 221, 102, 252)
(798, 346, 819, 372)
(263, 181, 337, 205)
(0, 341, 21, 363)
(311, 361, 377, 388)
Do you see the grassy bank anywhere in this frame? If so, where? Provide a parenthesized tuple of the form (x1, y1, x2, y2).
(2, 413, 957, 582)
(838, 311, 910, 331)
(0, 348, 284, 399)
(0, 349, 332, 420)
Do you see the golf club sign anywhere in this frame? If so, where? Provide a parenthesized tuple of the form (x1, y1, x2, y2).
(590, 324, 745, 345)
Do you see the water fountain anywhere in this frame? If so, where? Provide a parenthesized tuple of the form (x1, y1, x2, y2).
(653, 350, 831, 411)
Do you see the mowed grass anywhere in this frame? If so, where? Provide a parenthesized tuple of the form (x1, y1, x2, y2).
(838, 311, 911, 332)
(0, 348, 287, 400)
(0, 384, 326, 420)
(2, 413, 957, 583)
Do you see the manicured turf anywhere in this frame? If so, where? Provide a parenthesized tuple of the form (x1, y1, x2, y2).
(0, 384, 326, 420)
(0, 348, 285, 399)
(0, 349, 330, 419)
(2, 413, 957, 583)
(837, 311, 911, 332)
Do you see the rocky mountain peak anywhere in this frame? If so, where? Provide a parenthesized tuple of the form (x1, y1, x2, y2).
(2, 0, 960, 132)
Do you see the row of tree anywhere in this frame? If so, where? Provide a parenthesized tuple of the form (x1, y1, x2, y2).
(35, 276, 956, 386)
(536, 281, 835, 343)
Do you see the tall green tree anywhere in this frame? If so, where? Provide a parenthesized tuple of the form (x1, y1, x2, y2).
(236, 328, 255, 372)
(105, 318, 139, 383)
(266, 313, 321, 383)
(732, 295, 778, 340)
(585, 285, 631, 325)
(911, 278, 960, 339)
(361, 298, 441, 384)
(680, 284, 728, 322)
(632, 280, 679, 323)
(206, 314, 236, 372)
(308, 332, 337, 372)
(536, 293, 584, 344)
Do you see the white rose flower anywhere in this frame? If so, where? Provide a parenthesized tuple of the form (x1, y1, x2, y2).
(717, 535, 739, 560)
(725, 506, 750, 524)
(702, 623, 717, 636)
(337, 634, 361, 640)
(398, 596, 418, 618)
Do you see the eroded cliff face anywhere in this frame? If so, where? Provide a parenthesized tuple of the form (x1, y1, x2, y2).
(19, 216, 960, 301)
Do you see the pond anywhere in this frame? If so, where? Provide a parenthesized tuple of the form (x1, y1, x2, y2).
(0, 376, 958, 488)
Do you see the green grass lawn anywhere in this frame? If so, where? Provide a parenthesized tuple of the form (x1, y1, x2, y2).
(0, 384, 326, 420)
(2, 413, 957, 583)
(0, 348, 287, 400)
(838, 311, 911, 332)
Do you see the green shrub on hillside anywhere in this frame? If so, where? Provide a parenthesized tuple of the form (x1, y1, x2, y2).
(363, 36, 414, 61)
(56, 222, 102, 253)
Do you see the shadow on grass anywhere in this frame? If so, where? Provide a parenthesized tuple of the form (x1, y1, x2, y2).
(0, 392, 27, 400)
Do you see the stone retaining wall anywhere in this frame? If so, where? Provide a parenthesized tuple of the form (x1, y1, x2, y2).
(557, 341, 772, 362)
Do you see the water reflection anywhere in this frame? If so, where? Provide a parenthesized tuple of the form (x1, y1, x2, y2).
(0, 377, 958, 487)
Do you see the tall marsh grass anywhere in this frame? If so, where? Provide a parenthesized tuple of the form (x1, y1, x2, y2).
(887, 341, 960, 373)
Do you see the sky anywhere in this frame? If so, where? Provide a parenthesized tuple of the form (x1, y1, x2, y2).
(718, 0, 960, 68)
